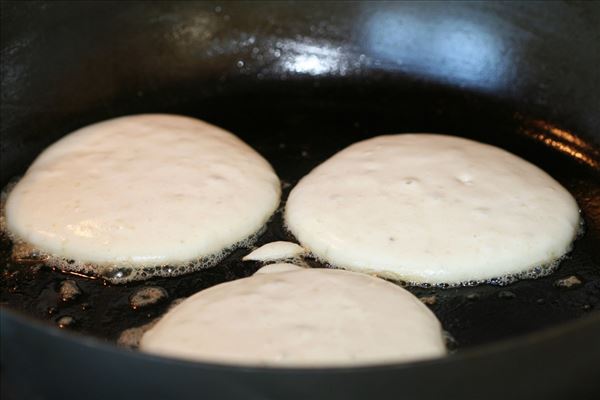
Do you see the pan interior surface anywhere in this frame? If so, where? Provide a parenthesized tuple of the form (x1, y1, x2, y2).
(1, 0, 599, 364)
(1, 80, 599, 350)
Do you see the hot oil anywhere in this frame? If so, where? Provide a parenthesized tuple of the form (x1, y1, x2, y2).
(1, 85, 599, 349)
(4, 224, 267, 284)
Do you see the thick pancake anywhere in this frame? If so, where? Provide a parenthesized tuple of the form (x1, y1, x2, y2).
(285, 134, 580, 285)
(5, 114, 280, 281)
(141, 264, 446, 366)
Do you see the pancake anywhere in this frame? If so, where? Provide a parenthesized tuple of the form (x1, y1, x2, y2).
(4, 114, 280, 282)
(242, 241, 306, 262)
(140, 263, 446, 366)
(284, 134, 580, 285)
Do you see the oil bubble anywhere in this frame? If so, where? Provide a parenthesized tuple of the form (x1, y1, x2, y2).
(56, 315, 75, 328)
(498, 291, 516, 300)
(466, 293, 480, 301)
(58, 280, 82, 302)
(130, 286, 168, 309)
(418, 295, 437, 305)
(554, 275, 582, 289)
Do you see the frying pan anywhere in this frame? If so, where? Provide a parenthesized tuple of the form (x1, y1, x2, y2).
(1, 1, 599, 399)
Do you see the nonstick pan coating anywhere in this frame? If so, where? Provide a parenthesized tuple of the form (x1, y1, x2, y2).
(1, 2, 599, 400)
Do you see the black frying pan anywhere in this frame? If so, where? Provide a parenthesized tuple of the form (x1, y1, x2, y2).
(1, 2, 599, 399)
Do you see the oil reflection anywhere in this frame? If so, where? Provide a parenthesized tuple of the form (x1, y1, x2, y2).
(363, 10, 509, 90)
(521, 120, 599, 169)
(279, 41, 344, 76)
